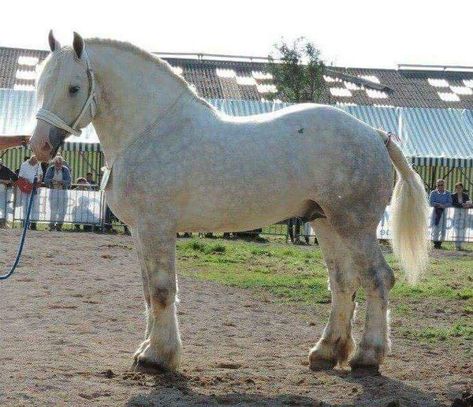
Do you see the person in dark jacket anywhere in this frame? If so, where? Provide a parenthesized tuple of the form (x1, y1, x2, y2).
(0, 159, 18, 228)
(429, 179, 452, 249)
(451, 182, 472, 250)
(0, 159, 18, 185)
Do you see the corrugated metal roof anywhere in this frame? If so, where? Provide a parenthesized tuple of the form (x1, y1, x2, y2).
(0, 89, 36, 134)
(210, 99, 291, 116)
(2, 89, 473, 167)
(342, 105, 473, 165)
(211, 100, 473, 167)
(4, 46, 473, 108)
(0, 89, 99, 144)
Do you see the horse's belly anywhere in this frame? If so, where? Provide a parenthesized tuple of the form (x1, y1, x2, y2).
(175, 188, 310, 232)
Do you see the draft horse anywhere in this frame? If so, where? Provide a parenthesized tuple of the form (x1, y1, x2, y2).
(30, 32, 429, 373)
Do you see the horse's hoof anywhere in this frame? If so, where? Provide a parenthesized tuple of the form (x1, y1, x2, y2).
(309, 355, 336, 371)
(132, 358, 168, 374)
(349, 348, 382, 375)
(132, 343, 181, 374)
(133, 339, 150, 362)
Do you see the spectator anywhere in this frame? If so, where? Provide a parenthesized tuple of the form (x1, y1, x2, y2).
(44, 155, 71, 231)
(288, 217, 307, 245)
(18, 155, 43, 230)
(86, 172, 97, 187)
(44, 156, 72, 189)
(0, 159, 18, 228)
(75, 177, 90, 190)
(451, 182, 472, 251)
(429, 179, 452, 249)
(0, 158, 18, 185)
(16, 156, 30, 176)
(303, 221, 312, 245)
(74, 177, 93, 232)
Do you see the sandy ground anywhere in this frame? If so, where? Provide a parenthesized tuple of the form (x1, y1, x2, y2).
(0, 230, 471, 407)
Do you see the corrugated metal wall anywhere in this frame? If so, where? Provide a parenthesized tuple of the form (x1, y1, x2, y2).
(3, 89, 473, 168)
(3, 91, 473, 189)
(1, 146, 103, 182)
(414, 165, 473, 193)
(211, 100, 473, 167)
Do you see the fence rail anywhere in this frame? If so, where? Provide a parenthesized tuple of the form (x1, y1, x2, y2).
(1, 184, 472, 243)
(1, 185, 103, 226)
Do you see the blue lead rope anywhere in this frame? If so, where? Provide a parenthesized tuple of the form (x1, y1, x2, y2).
(0, 178, 37, 281)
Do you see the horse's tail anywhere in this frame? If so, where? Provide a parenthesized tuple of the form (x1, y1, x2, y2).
(377, 130, 430, 283)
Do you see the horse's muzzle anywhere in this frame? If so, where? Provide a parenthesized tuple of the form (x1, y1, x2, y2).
(49, 127, 69, 157)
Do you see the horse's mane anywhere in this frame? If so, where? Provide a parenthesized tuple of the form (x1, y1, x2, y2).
(86, 38, 213, 109)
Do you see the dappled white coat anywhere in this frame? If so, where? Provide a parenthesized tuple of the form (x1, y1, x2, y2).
(30, 37, 429, 373)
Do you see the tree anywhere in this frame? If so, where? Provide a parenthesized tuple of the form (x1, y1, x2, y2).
(267, 38, 326, 103)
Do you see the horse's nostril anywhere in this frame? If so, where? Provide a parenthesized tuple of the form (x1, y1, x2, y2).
(41, 142, 52, 152)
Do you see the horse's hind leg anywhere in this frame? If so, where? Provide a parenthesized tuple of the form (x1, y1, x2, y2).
(309, 219, 360, 370)
(347, 234, 395, 371)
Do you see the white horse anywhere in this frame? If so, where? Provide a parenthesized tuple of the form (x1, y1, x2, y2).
(30, 32, 429, 373)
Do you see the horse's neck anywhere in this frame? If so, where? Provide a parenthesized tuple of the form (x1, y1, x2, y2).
(87, 43, 200, 165)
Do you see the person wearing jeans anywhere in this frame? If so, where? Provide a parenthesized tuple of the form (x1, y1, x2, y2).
(429, 179, 452, 249)
(44, 155, 71, 231)
(451, 182, 472, 251)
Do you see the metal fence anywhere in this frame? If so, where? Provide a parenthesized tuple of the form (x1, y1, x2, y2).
(0, 184, 8, 226)
(1, 185, 473, 242)
(0, 185, 103, 227)
(4, 146, 473, 203)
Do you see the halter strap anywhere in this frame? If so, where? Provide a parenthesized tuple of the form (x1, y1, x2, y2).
(36, 47, 97, 136)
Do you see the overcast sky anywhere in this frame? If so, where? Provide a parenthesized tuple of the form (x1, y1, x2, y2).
(2, 0, 472, 68)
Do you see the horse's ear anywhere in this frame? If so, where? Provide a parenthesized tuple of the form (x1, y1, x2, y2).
(73, 32, 84, 59)
(48, 30, 61, 52)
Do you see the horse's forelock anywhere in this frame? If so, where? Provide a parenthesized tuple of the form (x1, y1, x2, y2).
(36, 47, 83, 89)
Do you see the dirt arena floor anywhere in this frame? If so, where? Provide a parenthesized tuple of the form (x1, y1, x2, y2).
(0, 230, 471, 406)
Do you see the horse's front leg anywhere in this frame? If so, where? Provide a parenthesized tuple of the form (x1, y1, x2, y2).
(132, 231, 154, 359)
(133, 222, 181, 372)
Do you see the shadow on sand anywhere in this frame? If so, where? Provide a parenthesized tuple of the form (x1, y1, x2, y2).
(126, 369, 446, 407)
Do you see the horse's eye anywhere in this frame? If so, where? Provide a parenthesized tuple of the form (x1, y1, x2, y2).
(69, 85, 80, 95)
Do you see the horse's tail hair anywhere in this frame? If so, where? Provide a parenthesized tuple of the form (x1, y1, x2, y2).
(377, 130, 430, 284)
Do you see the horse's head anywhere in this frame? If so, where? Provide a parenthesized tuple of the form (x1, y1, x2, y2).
(30, 31, 97, 162)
